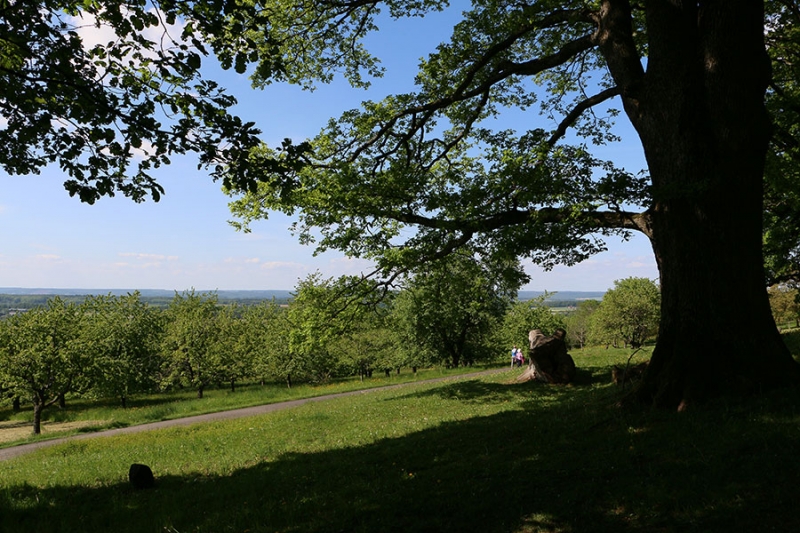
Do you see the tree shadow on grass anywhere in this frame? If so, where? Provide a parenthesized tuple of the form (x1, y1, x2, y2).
(3, 383, 800, 533)
(387, 375, 597, 410)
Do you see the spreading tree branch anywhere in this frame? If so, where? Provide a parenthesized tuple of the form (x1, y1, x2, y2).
(389, 206, 653, 240)
(547, 86, 622, 147)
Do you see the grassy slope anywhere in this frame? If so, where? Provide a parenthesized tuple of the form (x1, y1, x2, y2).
(0, 365, 491, 449)
(1, 347, 800, 532)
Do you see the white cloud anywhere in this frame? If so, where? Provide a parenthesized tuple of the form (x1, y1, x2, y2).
(259, 261, 308, 271)
(118, 252, 178, 262)
(68, 8, 189, 60)
(224, 257, 262, 265)
(116, 138, 158, 160)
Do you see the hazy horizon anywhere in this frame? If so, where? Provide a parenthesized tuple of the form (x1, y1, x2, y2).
(0, 287, 606, 299)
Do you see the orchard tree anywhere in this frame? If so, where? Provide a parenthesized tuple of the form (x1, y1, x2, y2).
(162, 290, 221, 398)
(590, 277, 660, 349)
(243, 301, 296, 387)
(768, 284, 800, 329)
(388, 296, 439, 374)
(224, 0, 800, 408)
(82, 292, 164, 407)
(565, 299, 601, 349)
(330, 316, 396, 380)
(211, 304, 254, 392)
(0, 298, 86, 434)
(391, 252, 522, 368)
(286, 273, 385, 382)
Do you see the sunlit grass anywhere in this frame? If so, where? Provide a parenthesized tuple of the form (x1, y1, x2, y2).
(0, 363, 504, 447)
(2, 346, 799, 532)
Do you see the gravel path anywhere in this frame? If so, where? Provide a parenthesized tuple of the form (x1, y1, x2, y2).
(0, 368, 507, 462)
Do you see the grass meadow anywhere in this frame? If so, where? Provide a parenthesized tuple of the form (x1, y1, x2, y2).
(0, 365, 492, 448)
(2, 346, 800, 532)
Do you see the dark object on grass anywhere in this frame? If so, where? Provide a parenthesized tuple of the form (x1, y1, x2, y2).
(129, 463, 155, 489)
(612, 362, 648, 386)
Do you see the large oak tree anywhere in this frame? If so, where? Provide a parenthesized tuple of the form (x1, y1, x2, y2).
(225, 0, 800, 408)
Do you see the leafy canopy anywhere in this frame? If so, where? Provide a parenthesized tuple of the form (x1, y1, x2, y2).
(224, 0, 651, 276)
(0, 0, 304, 203)
(590, 277, 660, 348)
(391, 250, 522, 366)
(764, 0, 800, 283)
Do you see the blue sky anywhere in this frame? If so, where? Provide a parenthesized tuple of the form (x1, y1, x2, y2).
(0, 4, 658, 292)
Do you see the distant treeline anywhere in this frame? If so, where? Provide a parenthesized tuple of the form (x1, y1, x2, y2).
(0, 295, 599, 319)
(0, 290, 603, 319)
(0, 293, 293, 318)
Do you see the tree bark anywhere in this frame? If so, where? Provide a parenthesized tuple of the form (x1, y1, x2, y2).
(618, 0, 800, 407)
(32, 400, 43, 435)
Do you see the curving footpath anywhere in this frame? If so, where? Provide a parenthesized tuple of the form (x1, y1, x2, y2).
(0, 368, 508, 462)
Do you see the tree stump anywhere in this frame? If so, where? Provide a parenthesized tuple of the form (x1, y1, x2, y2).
(517, 329, 576, 384)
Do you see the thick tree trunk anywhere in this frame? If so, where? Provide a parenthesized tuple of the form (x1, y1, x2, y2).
(624, 0, 800, 408)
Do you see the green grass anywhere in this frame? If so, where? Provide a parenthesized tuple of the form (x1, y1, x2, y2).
(2, 347, 800, 532)
(0, 364, 498, 448)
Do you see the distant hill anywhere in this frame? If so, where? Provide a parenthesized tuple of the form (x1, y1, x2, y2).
(518, 290, 605, 302)
(0, 288, 603, 300)
(0, 288, 602, 316)
(0, 288, 293, 300)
